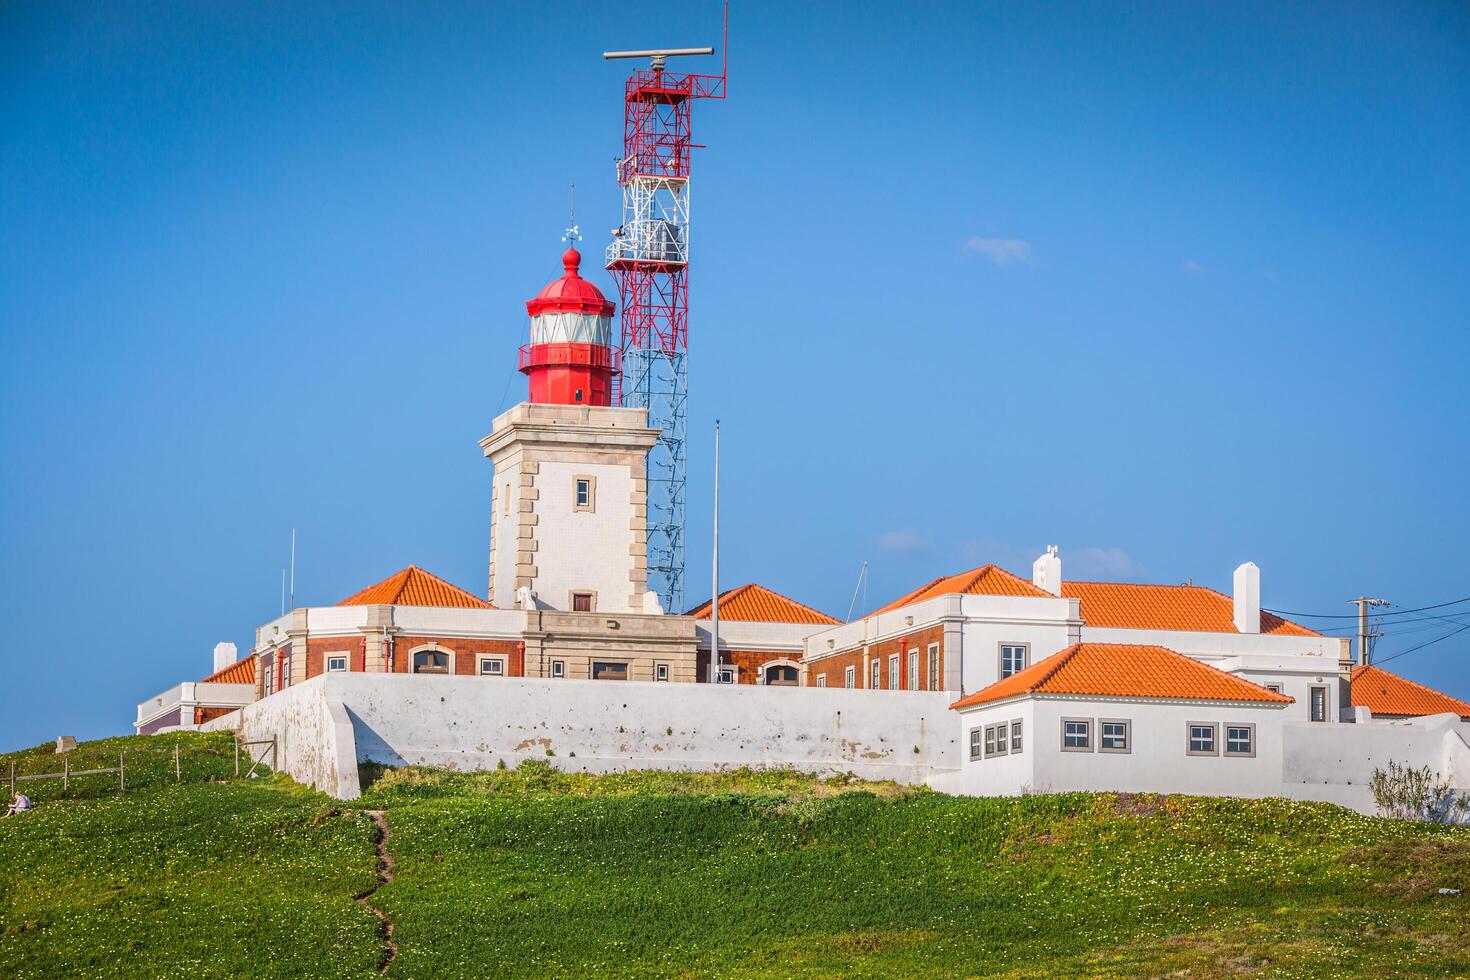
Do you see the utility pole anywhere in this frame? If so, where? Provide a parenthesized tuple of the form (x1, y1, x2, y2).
(1350, 596, 1389, 665)
(709, 420, 721, 684)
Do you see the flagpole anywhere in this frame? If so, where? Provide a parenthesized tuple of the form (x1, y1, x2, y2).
(710, 420, 721, 684)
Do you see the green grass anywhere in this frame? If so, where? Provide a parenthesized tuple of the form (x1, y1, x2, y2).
(1, 740, 1467, 977)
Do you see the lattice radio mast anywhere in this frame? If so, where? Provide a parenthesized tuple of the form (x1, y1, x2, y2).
(603, 7, 727, 616)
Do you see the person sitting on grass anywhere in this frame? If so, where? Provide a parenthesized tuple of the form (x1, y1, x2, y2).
(4, 792, 31, 817)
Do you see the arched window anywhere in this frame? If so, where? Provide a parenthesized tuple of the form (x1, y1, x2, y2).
(764, 664, 799, 687)
(412, 650, 450, 674)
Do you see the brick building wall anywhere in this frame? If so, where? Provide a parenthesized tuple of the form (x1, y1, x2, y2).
(696, 649, 803, 685)
(390, 636, 524, 676)
(305, 637, 368, 679)
(806, 624, 947, 692)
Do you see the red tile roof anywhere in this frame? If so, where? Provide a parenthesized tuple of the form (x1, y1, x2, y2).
(1350, 665, 1470, 720)
(686, 583, 840, 625)
(200, 654, 257, 685)
(1062, 581, 1318, 636)
(872, 565, 1051, 615)
(951, 642, 1295, 711)
(337, 565, 492, 609)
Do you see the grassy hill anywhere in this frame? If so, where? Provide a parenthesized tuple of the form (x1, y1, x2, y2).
(0, 735, 1466, 977)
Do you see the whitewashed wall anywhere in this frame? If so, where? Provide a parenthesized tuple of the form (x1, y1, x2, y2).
(208, 673, 960, 799)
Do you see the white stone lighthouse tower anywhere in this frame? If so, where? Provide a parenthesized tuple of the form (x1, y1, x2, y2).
(481, 245, 660, 616)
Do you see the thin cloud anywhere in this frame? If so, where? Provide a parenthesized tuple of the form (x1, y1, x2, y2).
(1183, 259, 1205, 275)
(877, 529, 934, 558)
(964, 237, 1033, 267)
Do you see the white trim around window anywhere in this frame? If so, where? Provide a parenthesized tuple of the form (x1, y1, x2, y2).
(844, 665, 855, 689)
(1187, 721, 1219, 756)
(478, 655, 506, 676)
(550, 659, 566, 678)
(969, 727, 983, 761)
(1224, 723, 1256, 758)
(1099, 718, 1131, 754)
(999, 643, 1029, 680)
(1061, 717, 1092, 752)
(326, 654, 349, 673)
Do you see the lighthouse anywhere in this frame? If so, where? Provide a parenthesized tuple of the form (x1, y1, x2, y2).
(518, 247, 619, 406)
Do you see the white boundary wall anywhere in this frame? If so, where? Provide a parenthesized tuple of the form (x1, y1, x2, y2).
(205, 673, 959, 799)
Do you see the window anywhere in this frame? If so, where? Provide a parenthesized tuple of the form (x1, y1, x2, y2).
(1265, 682, 1284, 695)
(888, 655, 899, 690)
(908, 651, 919, 691)
(969, 728, 982, 761)
(1000, 644, 1028, 679)
(1010, 719, 1023, 753)
(412, 650, 450, 674)
(478, 657, 505, 676)
(870, 658, 880, 689)
(572, 592, 594, 612)
(986, 723, 1009, 758)
(1062, 718, 1092, 751)
(766, 664, 799, 687)
(326, 655, 348, 673)
(718, 666, 737, 685)
(572, 475, 596, 512)
(1100, 719, 1131, 753)
(1309, 686, 1328, 723)
(928, 645, 940, 691)
(592, 661, 628, 681)
(1225, 724, 1256, 757)
(1188, 722, 1218, 756)
(264, 658, 276, 696)
(550, 660, 566, 678)
(816, 674, 827, 688)
(655, 663, 670, 682)
(844, 666, 855, 689)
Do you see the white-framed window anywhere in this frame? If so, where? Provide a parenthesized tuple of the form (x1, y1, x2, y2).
(1000, 644, 1028, 680)
(1062, 718, 1092, 751)
(888, 655, 899, 690)
(908, 650, 919, 690)
(870, 658, 880, 689)
(572, 475, 596, 512)
(655, 663, 670, 682)
(927, 645, 940, 691)
(264, 657, 276, 696)
(551, 660, 566, 678)
(326, 655, 349, 673)
(1188, 722, 1219, 756)
(1099, 719, 1131, 754)
(718, 666, 737, 685)
(1010, 719, 1023, 753)
(844, 666, 855, 689)
(1265, 682, 1284, 695)
(986, 722, 1009, 758)
(969, 728, 982, 761)
(1309, 686, 1328, 723)
(1225, 724, 1256, 757)
(816, 674, 827, 688)
(478, 656, 505, 676)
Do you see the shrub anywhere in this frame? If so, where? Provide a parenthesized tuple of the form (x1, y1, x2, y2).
(1370, 760, 1470, 823)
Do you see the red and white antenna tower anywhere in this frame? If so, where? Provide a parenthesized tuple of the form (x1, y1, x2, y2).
(604, 7, 727, 615)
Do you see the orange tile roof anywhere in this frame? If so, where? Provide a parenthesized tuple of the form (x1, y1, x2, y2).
(200, 654, 257, 685)
(337, 565, 492, 609)
(951, 642, 1295, 710)
(872, 564, 1051, 615)
(686, 583, 840, 625)
(1062, 581, 1318, 636)
(1350, 665, 1470, 720)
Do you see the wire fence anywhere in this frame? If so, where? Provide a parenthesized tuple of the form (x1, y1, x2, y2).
(0, 731, 272, 804)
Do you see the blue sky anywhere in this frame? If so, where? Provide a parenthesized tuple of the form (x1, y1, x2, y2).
(1, 2, 1467, 748)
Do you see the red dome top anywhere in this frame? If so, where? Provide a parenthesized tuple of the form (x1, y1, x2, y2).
(526, 248, 615, 318)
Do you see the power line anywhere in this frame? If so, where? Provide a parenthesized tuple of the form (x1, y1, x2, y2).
(1370, 621, 1470, 669)
(1266, 595, 1470, 620)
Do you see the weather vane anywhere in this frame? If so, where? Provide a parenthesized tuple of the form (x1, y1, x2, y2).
(562, 182, 581, 245)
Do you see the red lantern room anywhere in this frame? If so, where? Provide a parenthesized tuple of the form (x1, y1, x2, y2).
(518, 247, 620, 406)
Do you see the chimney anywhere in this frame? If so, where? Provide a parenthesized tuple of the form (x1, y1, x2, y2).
(1232, 562, 1260, 633)
(1032, 545, 1062, 596)
(212, 642, 238, 673)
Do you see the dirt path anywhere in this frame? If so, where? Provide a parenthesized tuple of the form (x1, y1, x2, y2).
(355, 809, 398, 974)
